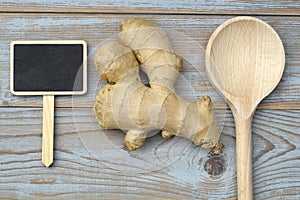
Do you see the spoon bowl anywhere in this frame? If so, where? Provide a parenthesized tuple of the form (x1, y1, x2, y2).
(206, 16, 285, 199)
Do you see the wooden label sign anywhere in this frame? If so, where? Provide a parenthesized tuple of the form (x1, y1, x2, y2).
(10, 40, 87, 167)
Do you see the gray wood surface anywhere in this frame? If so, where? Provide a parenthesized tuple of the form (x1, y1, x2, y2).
(0, 14, 299, 109)
(1, 108, 299, 199)
(0, 2, 300, 200)
(0, 0, 300, 15)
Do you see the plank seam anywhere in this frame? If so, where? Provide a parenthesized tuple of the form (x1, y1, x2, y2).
(0, 11, 300, 17)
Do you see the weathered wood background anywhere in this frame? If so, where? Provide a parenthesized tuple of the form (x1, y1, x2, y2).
(1, 1, 300, 199)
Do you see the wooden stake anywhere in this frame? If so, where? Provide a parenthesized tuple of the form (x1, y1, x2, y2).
(42, 95, 55, 167)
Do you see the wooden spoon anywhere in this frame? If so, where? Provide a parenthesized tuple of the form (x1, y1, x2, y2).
(206, 16, 285, 199)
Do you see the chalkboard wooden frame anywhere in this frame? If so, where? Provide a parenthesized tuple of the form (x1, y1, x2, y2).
(10, 40, 87, 96)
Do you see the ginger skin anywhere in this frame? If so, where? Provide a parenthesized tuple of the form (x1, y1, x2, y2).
(94, 18, 221, 151)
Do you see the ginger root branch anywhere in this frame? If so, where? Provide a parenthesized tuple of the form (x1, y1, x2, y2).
(94, 17, 221, 152)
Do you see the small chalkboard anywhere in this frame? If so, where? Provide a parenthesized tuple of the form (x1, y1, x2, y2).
(10, 40, 87, 167)
(11, 41, 87, 95)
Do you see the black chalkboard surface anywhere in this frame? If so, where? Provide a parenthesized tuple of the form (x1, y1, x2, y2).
(10, 41, 87, 95)
(10, 40, 87, 167)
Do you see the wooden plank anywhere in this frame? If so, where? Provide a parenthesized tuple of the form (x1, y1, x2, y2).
(0, 0, 300, 15)
(0, 107, 299, 199)
(0, 14, 299, 109)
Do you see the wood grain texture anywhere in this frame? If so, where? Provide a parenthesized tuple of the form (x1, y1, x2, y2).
(206, 16, 286, 199)
(0, 108, 299, 199)
(235, 117, 253, 200)
(0, 14, 299, 109)
(0, 0, 300, 15)
(42, 95, 54, 167)
(0, 4, 299, 199)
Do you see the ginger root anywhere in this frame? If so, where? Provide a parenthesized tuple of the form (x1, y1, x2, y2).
(94, 17, 221, 151)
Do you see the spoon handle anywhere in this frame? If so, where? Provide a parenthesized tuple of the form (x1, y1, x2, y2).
(235, 115, 253, 200)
